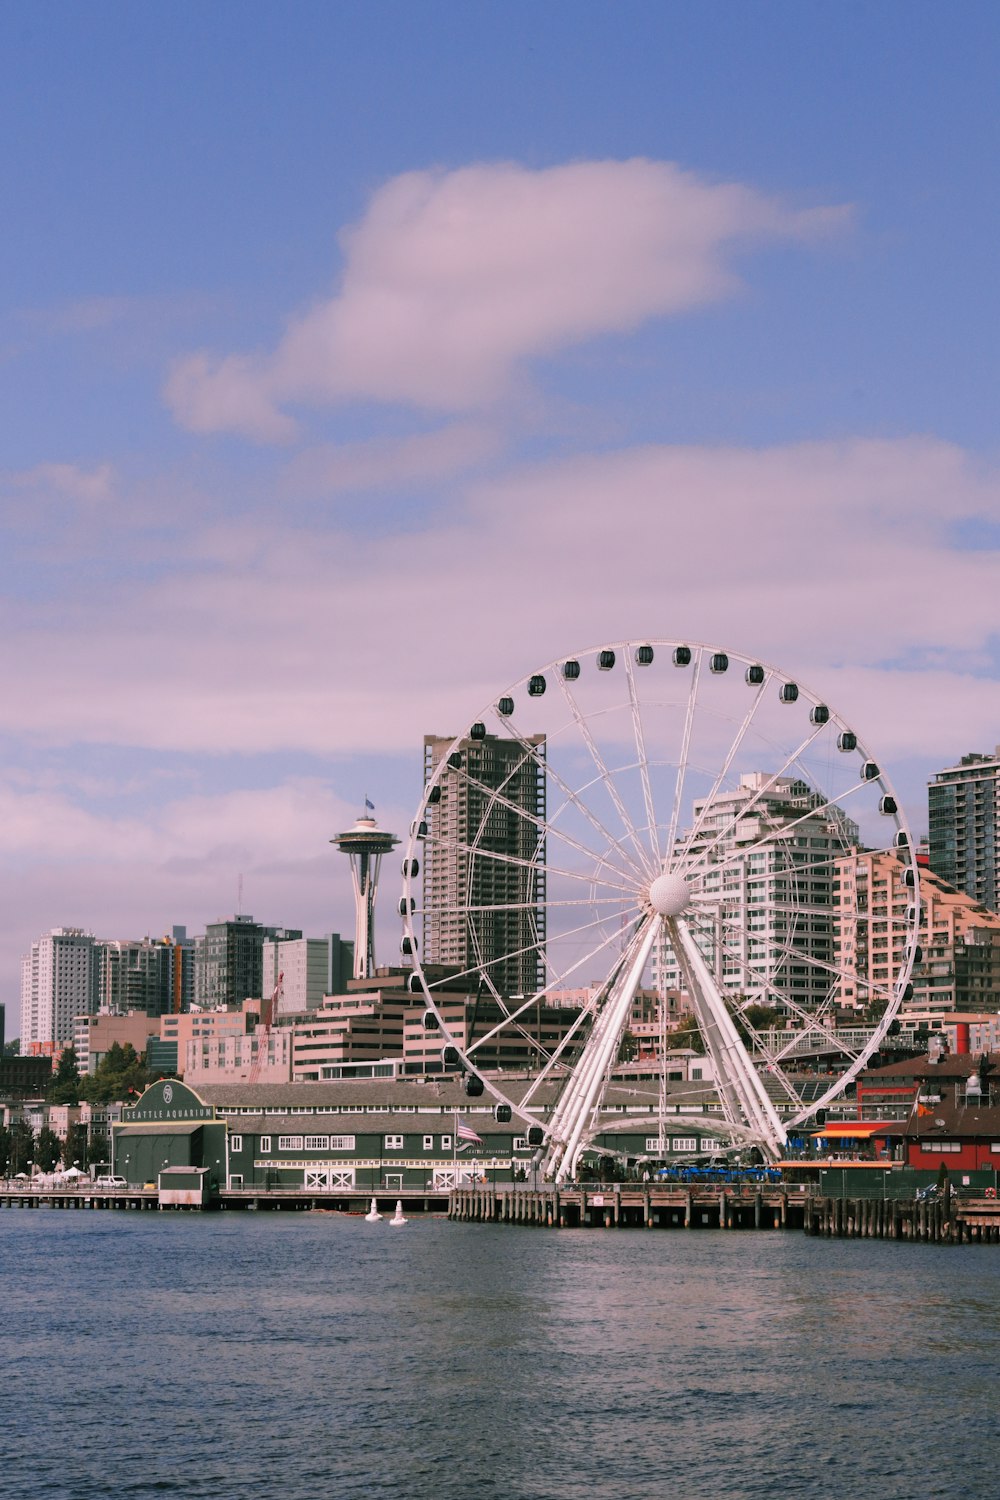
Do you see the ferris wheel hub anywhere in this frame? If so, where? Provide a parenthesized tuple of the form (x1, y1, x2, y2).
(647, 871, 692, 917)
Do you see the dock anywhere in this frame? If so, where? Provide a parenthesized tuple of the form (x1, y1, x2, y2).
(6, 1179, 1000, 1241)
(447, 1182, 1000, 1242)
(0, 1182, 449, 1214)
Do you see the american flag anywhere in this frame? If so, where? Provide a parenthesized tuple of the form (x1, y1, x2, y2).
(455, 1114, 483, 1147)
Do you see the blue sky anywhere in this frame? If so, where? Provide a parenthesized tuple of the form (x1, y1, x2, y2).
(3, 3, 999, 1026)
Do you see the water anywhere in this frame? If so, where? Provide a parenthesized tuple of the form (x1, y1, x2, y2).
(2, 1212, 999, 1500)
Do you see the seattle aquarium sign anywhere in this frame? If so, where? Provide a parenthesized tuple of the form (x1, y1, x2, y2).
(126, 1080, 214, 1122)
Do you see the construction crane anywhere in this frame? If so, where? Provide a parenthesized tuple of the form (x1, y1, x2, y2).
(248, 971, 283, 1086)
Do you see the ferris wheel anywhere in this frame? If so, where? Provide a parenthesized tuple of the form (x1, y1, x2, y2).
(400, 641, 920, 1181)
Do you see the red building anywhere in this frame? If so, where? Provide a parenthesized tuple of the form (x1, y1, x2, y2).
(855, 1052, 997, 1122)
(900, 1083, 1000, 1173)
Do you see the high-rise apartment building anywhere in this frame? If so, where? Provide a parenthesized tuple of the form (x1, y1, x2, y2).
(20, 927, 97, 1050)
(928, 749, 1000, 913)
(194, 917, 302, 1009)
(422, 732, 546, 999)
(654, 774, 858, 1014)
(836, 849, 1000, 1015)
(262, 936, 332, 1015)
(93, 936, 182, 1018)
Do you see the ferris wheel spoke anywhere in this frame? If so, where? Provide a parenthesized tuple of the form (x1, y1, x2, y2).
(665, 648, 703, 870)
(760, 927, 899, 1009)
(422, 904, 633, 995)
(545, 915, 660, 1180)
(681, 909, 867, 1073)
(691, 782, 867, 885)
(490, 709, 651, 884)
(415, 895, 628, 917)
(758, 852, 854, 881)
(553, 676, 657, 878)
(450, 760, 646, 889)
(684, 902, 849, 997)
(761, 991, 870, 1069)
(678, 722, 830, 877)
(420, 830, 640, 897)
(464, 996, 571, 1070)
(681, 672, 771, 854)
(468, 992, 593, 1077)
(664, 915, 787, 1155)
(624, 650, 661, 866)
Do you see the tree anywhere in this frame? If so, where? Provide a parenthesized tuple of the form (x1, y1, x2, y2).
(2, 1038, 20, 1058)
(78, 1043, 150, 1104)
(9, 1120, 35, 1175)
(732, 1004, 783, 1046)
(617, 1029, 637, 1064)
(87, 1129, 110, 1169)
(662, 1018, 706, 1055)
(48, 1045, 81, 1105)
(64, 1122, 89, 1169)
(36, 1126, 61, 1173)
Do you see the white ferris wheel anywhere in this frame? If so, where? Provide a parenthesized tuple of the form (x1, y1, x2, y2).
(400, 640, 920, 1182)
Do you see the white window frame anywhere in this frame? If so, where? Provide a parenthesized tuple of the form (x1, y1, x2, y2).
(230, 1134, 243, 1153)
(423, 1135, 434, 1150)
(260, 1135, 271, 1153)
(441, 1135, 453, 1150)
(304, 1135, 330, 1151)
(329, 1135, 356, 1151)
(671, 1137, 699, 1153)
(278, 1135, 304, 1152)
(384, 1135, 404, 1151)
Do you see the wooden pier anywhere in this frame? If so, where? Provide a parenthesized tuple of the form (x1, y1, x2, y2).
(448, 1183, 1000, 1243)
(449, 1183, 804, 1230)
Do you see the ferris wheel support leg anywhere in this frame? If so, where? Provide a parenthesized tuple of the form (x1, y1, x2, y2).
(544, 917, 659, 1184)
(665, 918, 787, 1163)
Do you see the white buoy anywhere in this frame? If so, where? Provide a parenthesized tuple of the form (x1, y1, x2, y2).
(365, 1197, 382, 1222)
(389, 1199, 407, 1226)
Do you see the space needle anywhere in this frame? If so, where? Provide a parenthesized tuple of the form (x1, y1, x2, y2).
(332, 803, 400, 981)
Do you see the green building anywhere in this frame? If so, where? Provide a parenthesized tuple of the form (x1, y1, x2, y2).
(112, 1076, 725, 1193)
(112, 1079, 228, 1191)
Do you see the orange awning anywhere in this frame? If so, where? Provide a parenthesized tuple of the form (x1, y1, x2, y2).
(816, 1123, 891, 1138)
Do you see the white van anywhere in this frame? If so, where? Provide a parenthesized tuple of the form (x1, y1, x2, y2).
(94, 1175, 127, 1188)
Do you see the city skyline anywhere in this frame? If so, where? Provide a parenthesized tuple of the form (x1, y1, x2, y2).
(3, 5, 1000, 1020)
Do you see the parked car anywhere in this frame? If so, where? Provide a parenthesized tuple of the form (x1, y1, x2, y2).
(94, 1175, 127, 1188)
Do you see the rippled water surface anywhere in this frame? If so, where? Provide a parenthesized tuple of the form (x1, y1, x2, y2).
(3, 1211, 999, 1500)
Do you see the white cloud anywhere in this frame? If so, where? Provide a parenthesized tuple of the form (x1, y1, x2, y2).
(4, 432, 1000, 1018)
(165, 159, 851, 439)
(287, 421, 502, 495)
(4, 461, 114, 507)
(0, 777, 415, 991)
(2, 434, 997, 763)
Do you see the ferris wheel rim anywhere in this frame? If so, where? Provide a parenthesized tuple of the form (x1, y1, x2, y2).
(401, 639, 920, 1155)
